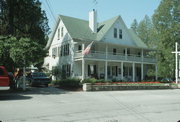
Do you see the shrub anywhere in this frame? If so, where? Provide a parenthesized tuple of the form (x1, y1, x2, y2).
(52, 66, 61, 80)
(112, 78, 117, 82)
(83, 78, 97, 84)
(59, 78, 81, 88)
(51, 80, 59, 85)
(82, 78, 111, 84)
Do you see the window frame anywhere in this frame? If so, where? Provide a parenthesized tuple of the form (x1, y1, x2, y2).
(57, 28, 60, 40)
(119, 29, 122, 39)
(61, 27, 64, 37)
(114, 28, 117, 38)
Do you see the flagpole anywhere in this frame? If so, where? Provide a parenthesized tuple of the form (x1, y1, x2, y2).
(82, 43, 85, 81)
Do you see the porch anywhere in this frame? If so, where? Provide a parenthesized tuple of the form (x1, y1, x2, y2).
(73, 60, 158, 81)
(74, 42, 156, 63)
(74, 51, 156, 63)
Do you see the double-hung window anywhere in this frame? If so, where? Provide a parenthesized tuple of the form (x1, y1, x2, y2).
(119, 29, 122, 39)
(114, 28, 117, 38)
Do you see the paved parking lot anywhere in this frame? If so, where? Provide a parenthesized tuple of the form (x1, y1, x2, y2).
(0, 87, 180, 122)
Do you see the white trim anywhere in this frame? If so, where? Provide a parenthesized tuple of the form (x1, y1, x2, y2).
(132, 63, 135, 82)
(141, 63, 144, 80)
(121, 62, 124, 80)
(105, 61, 108, 81)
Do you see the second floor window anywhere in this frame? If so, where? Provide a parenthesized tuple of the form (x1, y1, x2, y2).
(57, 28, 60, 40)
(119, 29, 122, 39)
(61, 27, 64, 37)
(127, 48, 130, 56)
(114, 28, 117, 38)
(113, 48, 117, 55)
(78, 45, 82, 51)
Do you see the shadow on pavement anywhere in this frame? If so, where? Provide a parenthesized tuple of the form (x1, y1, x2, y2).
(0, 86, 69, 101)
(23, 86, 68, 95)
(0, 90, 32, 101)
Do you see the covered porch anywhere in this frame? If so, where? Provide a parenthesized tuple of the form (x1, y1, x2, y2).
(73, 60, 158, 81)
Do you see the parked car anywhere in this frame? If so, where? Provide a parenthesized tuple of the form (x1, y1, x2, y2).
(0, 66, 10, 87)
(160, 78, 174, 83)
(29, 72, 51, 87)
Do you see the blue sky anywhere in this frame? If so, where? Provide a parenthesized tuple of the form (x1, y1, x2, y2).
(40, 0, 161, 31)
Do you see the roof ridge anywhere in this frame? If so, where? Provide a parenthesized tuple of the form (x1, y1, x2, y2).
(100, 15, 120, 24)
(59, 14, 88, 23)
(97, 16, 120, 40)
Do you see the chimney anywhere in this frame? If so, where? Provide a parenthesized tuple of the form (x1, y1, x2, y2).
(89, 9, 97, 33)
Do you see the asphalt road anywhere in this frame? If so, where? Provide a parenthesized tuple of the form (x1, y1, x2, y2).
(0, 87, 180, 122)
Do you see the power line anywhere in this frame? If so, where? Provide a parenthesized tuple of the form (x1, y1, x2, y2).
(45, 0, 57, 24)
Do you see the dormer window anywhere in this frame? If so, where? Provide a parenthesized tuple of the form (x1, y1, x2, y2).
(114, 28, 117, 38)
(61, 27, 64, 37)
(119, 29, 122, 39)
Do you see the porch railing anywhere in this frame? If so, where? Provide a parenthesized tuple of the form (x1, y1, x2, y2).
(74, 51, 156, 63)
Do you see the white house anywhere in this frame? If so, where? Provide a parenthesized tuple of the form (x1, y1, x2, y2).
(44, 10, 157, 81)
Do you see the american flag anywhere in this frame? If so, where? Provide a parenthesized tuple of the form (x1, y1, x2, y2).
(83, 41, 94, 55)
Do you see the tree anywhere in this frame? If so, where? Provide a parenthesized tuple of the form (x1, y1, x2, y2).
(137, 15, 153, 46)
(131, 19, 138, 34)
(52, 66, 62, 81)
(10, 37, 46, 67)
(152, 0, 180, 78)
(0, 37, 46, 71)
(0, 0, 49, 71)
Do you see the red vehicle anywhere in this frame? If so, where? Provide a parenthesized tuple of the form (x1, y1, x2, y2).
(0, 66, 10, 87)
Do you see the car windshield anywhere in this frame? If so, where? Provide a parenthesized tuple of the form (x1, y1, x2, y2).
(32, 72, 47, 77)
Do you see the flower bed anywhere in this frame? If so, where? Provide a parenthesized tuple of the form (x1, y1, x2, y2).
(94, 82, 161, 85)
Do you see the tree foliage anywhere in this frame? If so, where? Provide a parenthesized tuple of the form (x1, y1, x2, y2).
(131, 15, 155, 47)
(0, 0, 49, 71)
(131, 19, 138, 34)
(130, 0, 179, 78)
(137, 15, 153, 46)
(153, 0, 180, 78)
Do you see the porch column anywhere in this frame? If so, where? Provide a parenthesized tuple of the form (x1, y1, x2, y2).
(132, 63, 135, 82)
(105, 61, 108, 81)
(141, 49, 144, 62)
(125, 48, 128, 60)
(106, 44, 108, 59)
(105, 44, 108, 81)
(155, 64, 158, 80)
(141, 63, 144, 81)
(82, 43, 85, 81)
(121, 62, 123, 80)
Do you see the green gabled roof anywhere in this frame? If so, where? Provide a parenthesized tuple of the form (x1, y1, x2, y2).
(45, 14, 149, 50)
(60, 15, 97, 41)
(96, 16, 119, 40)
(59, 15, 118, 41)
(128, 29, 148, 49)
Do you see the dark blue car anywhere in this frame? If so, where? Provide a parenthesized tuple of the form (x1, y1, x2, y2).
(30, 72, 51, 87)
